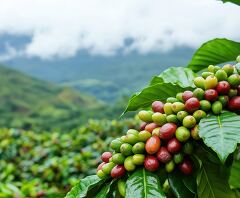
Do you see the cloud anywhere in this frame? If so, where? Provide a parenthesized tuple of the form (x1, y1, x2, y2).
(0, 0, 239, 60)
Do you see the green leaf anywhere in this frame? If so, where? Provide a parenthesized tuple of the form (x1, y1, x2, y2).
(65, 175, 105, 198)
(150, 67, 197, 88)
(188, 38, 240, 72)
(197, 160, 235, 198)
(125, 168, 166, 198)
(94, 180, 115, 198)
(199, 112, 240, 163)
(168, 171, 195, 198)
(124, 83, 188, 113)
(221, 0, 240, 6)
(229, 151, 240, 189)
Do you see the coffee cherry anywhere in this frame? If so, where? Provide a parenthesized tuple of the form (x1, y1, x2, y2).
(164, 103, 173, 115)
(145, 123, 159, 133)
(156, 147, 172, 163)
(200, 100, 211, 111)
(228, 74, 240, 87)
(112, 153, 126, 164)
(179, 159, 193, 175)
(182, 91, 194, 102)
(193, 88, 205, 100)
(110, 139, 122, 152)
(167, 97, 179, 103)
(152, 101, 164, 113)
(101, 152, 112, 163)
(125, 134, 139, 145)
(212, 101, 223, 115)
(167, 138, 182, 154)
(118, 179, 126, 197)
(166, 115, 178, 124)
(165, 160, 175, 173)
(202, 71, 214, 79)
(193, 110, 207, 122)
(204, 89, 218, 101)
(237, 55, 240, 63)
(237, 85, 240, 95)
(223, 64, 234, 76)
(138, 130, 152, 142)
(127, 129, 139, 136)
(145, 136, 161, 154)
(138, 110, 153, 123)
(175, 126, 190, 142)
(176, 92, 184, 102)
(132, 154, 145, 165)
(218, 96, 229, 107)
(173, 153, 184, 164)
(183, 115, 196, 128)
(183, 142, 194, 154)
(229, 89, 238, 98)
(97, 162, 106, 171)
(191, 125, 200, 140)
(171, 102, 185, 113)
(205, 75, 218, 89)
(144, 155, 159, 172)
(216, 81, 230, 95)
(111, 165, 126, 178)
(152, 113, 167, 126)
(124, 156, 136, 172)
(228, 96, 240, 111)
(208, 65, 215, 73)
(152, 127, 160, 136)
(132, 142, 145, 154)
(120, 143, 133, 156)
(177, 111, 189, 122)
(185, 98, 200, 113)
(193, 77, 205, 89)
(214, 66, 221, 73)
(97, 170, 107, 179)
(140, 122, 147, 131)
(159, 123, 177, 140)
(215, 69, 228, 81)
(163, 180, 170, 194)
(102, 162, 115, 174)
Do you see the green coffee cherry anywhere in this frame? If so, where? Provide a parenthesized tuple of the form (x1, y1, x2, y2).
(183, 142, 194, 154)
(118, 179, 126, 197)
(163, 180, 170, 194)
(166, 114, 178, 124)
(205, 75, 218, 89)
(183, 115, 196, 128)
(193, 77, 205, 89)
(120, 143, 133, 156)
(132, 142, 145, 154)
(176, 126, 190, 142)
(152, 127, 160, 136)
(212, 101, 222, 115)
(173, 153, 184, 164)
(97, 170, 107, 179)
(229, 89, 238, 98)
(200, 100, 211, 112)
(133, 154, 145, 165)
(218, 96, 229, 107)
(191, 125, 200, 140)
(228, 74, 240, 87)
(164, 103, 173, 115)
(138, 110, 153, 122)
(124, 156, 136, 171)
(215, 69, 228, 81)
(214, 66, 221, 73)
(167, 97, 179, 103)
(102, 162, 115, 174)
(235, 63, 240, 75)
(236, 55, 240, 63)
(138, 130, 152, 142)
(127, 129, 139, 136)
(110, 138, 122, 152)
(152, 113, 167, 126)
(125, 134, 139, 145)
(202, 72, 214, 79)
(112, 153, 126, 164)
(177, 111, 189, 122)
(223, 64, 234, 76)
(193, 110, 207, 122)
(193, 88, 205, 100)
(208, 65, 215, 73)
(121, 135, 127, 143)
(171, 102, 185, 113)
(176, 92, 184, 102)
(165, 160, 175, 173)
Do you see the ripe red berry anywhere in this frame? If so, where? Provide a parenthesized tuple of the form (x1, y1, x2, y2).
(144, 155, 159, 171)
(111, 165, 126, 178)
(167, 138, 182, 154)
(182, 91, 194, 102)
(228, 96, 240, 111)
(216, 81, 230, 95)
(179, 159, 193, 175)
(152, 101, 164, 113)
(145, 136, 161, 154)
(140, 122, 147, 131)
(101, 152, 112, 163)
(185, 98, 200, 113)
(204, 89, 218, 101)
(156, 147, 172, 163)
(97, 162, 106, 171)
(159, 123, 177, 140)
(145, 123, 159, 133)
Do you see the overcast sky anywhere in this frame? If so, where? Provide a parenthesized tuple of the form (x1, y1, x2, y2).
(0, 0, 239, 61)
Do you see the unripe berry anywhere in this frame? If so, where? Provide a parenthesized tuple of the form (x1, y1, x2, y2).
(223, 64, 234, 76)
(215, 69, 228, 81)
(200, 100, 211, 111)
(166, 114, 178, 124)
(124, 156, 136, 172)
(138, 110, 153, 123)
(152, 113, 167, 126)
(218, 96, 229, 107)
(175, 126, 190, 142)
(183, 115, 196, 128)
(171, 102, 185, 113)
(164, 103, 173, 115)
(191, 125, 200, 140)
(193, 110, 207, 122)
(173, 153, 184, 164)
(212, 101, 222, 115)
(165, 160, 175, 173)
(145, 123, 159, 133)
(228, 74, 240, 87)
(97, 162, 106, 171)
(193, 88, 205, 100)
(177, 111, 189, 122)
(138, 130, 152, 142)
(193, 77, 205, 89)
(229, 89, 238, 98)
(204, 75, 218, 90)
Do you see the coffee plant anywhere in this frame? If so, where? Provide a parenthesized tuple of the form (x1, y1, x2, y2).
(65, 37, 240, 198)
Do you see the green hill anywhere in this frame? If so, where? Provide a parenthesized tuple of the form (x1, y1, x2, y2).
(0, 65, 103, 131)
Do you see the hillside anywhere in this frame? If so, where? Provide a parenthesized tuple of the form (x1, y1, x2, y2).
(0, 65, 103, 131)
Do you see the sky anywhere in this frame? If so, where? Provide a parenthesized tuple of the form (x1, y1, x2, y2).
(0, 0, 239, 61)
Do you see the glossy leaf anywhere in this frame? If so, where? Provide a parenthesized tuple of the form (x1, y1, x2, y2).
(94, 180, 115, 198)
(125, 168, 166, 198)
(65, 175, 104, 198)
(188, 38, 240, 72)
(221, 0, 240, 6)
(150, 67, 197, 88)
(124, 83, 187, 113)
(229, 151, 240, 189)
(199, 112, 240, 163)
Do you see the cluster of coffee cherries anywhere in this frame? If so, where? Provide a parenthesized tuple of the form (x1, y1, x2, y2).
(97, 62, 240, 180)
